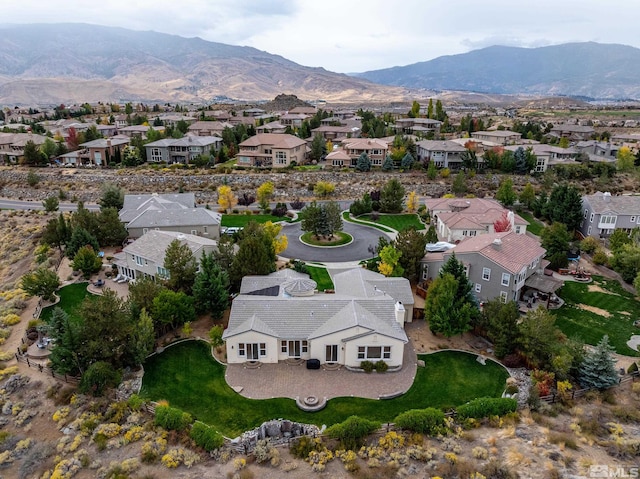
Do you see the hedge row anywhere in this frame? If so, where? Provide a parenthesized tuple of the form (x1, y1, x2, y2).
(393, 407, 445, 435)
(154, 405, 193, 431)
(190, 421, 224, 451)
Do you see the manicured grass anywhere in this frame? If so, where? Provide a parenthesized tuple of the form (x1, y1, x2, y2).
(141, 342, 509, 437)
(554, 276, 640, 356)
(517, 210, 545, 237)
(305, 266, 334, 291)
(221, 214, 289, 228)
(359, 214, 425, 232)
(342, 212, 395, 233)
(39, 282, 92, 323)
(300, 231, 352, 246)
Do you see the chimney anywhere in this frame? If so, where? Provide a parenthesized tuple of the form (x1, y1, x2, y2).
(395, 301, 405, 328)
(603, 192, 611, 202)
(491, 238, 502, 250)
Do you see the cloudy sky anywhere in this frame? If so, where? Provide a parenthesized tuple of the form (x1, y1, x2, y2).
(1, 0, 638, 72)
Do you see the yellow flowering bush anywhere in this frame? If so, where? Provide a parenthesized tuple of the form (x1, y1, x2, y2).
(378, 431, 404, 450)
(0, 366, 19, 379)
(53, 407, 71, 423)
(49, 457, 81, 479)
(0, 314, 21, 326)
(93, 423, 122, 439)
(233, 457, 246, 471)
(68, 434, 83, 453)
(161, 448, 200, 469)
(140, 436, 168, 463)
(15, 438, 32, 453)
(444, 452, 458, 464)
(0, 351, 13, 361)
(0, 450, 13, 465)
(307, 449, 334, 472)
(123, 426, 145, 444)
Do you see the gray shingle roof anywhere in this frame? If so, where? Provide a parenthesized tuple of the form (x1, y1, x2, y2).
(123, 230, 218, 264)
(583, 192, 640, 215)
(126, 208, 221, 229)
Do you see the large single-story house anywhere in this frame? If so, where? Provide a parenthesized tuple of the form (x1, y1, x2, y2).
(236, 133, 308, 168)
(421, 231, 551, 304)
(223, 268, 413, 368)
(113, 230, 218, 282)
(416, 140, 467, 169)
(425, 198, 529, 242)
(579, 191, 640, 238)
(187, 121, 230, 137)
(119, 193, 221, 239)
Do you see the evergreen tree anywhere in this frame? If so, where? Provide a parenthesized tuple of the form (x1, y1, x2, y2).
(163, 239, 198, 294)
(545, 184, 583, 232)
(131, 308, 155, 366)
(514, 146, 528, 174)
(540, 222, 571, 270)
(65, 227, 99, 259)
(230, 222, 276, 289)
(496, 178, 517, 207)
(424, 273, 473, 337)
(310, 133, 326, 162)
(193, 252, 230, 319)
(440, 252, 475, 305)
(578, 335, 619, 390)
(380, 178, 405, 213)
(394, 228, 428, 282)
(519, 182, 536, 210)
(425, 225, 438, 244)
(382, 155, 394, 172)
(400, 152, 414, 170)
(427, 99, 434, 119)
(300, 201, 324, 238)
(355, 152, 371, 172)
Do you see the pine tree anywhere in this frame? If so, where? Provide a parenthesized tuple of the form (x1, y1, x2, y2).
(355, 152, 371, 172)
(514, 146, 527, 174)
(193, 252, 230, 319)
(425, 225, 438, 244)
(400, 152, 414, 170)
(381, 155, 394, 171)
(578, 335, 619, 390)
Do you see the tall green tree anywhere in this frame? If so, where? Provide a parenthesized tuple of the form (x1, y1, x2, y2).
(128, 276, 167, 318)
(427, 99, 434, 119)
(514, 147, 528, 174)
(382, 155, 394, 171)
(97, 208, 128, 247)
(440, 252, 475, 306)
(48, 307, 82, 375)
(394, 228, 428, 282)
(380, 178, 405, 213)
(378, 245, 404, 277)
(424, 273, 473, 337)
(476, 299, 520, 358)
(42, 196, 59, 212)
(400, 152, 414, 170)
(193, 252, 230, 319)
(452, 172, 467, 196)
(230, 222, 276, 289)
(300, 201, 324, 238)
(519, 182, 536, 210)
(71, 245, 103, 278)
(310, 133, 326, 162)
(425, 225, 438, 244)
(323, 201, 343, 237)
(578, 335, 619, 390)
(496, 178, 516, 207)
(518, 307, 563, 370)
(21, 140, 44, 166)
(544, 184, 583, 232)
(65, 227, 100, 259)
(152, 289, 195, 332)
(21, 268, 60, 301)
(540, 222, 571, 270)
(610, 243, 640, 283)
(131, 308, 155, 366)
(355, 152, 371, 172)
(163, 239, 198, 294)
(99, 183, 125, 210)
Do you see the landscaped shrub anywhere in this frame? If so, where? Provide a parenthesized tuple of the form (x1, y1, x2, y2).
(375, 360, 388, 373)
(581, 236, 600, 254)
(456, 397, 517, 419)
(154, 405, 193, 432)
(360, 361, 374, 373)
(78, 361, 122, 397)
(190, 421, 224, 451)
(592, 249, 609, 266)
(290, 436, 324, 459)
(325, 415, 380, 450)
(394, 407, 446, 435)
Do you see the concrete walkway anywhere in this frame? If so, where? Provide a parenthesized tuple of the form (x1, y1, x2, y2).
(224, 339, 418, 401)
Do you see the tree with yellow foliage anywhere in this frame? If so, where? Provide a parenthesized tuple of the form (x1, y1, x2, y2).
(378, 245, 404, 277)
(406, 191, 419, 213)
(256, 181, 274, 212)
(217, 185, 237, 213)
(263, 221, 288, 255)
(617, 146, 635, 172)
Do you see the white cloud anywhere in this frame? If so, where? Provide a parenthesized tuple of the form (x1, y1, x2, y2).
(0, 0, 639, 72)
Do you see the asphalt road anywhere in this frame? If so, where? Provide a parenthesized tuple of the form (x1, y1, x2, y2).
(280, 220, 390, 262)
(0, 198, 100, 212)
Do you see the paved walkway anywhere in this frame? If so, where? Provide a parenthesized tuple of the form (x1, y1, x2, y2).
(224, 340, 418, 401)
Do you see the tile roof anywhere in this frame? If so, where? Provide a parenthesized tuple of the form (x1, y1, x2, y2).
(417, 140, 467, 153)
(238, 133, 306, 149)
(80, 138, 130, 148)
(583, 192, 640, 215)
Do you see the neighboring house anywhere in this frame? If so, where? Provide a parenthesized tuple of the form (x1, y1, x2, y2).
(280, 113, 310, 128)
(579, 191, 640, 238)
(471, 130, 521, 146)
(421, 231, 548, 303)
(242, 108, 266, 117)
(117, 125, 165, 138)
(504, 144, 578, 173)
(119, 193, 221, 239)
(255, 121, 287, 134)
(289, 106, 317, 115)
(416, 140, 467, 169)
(574, 140, 619, 161)
(114, 115, 128, 129)
(223, 268, 413, 368)
(187, 121, 229, 137)
(311, 125, 359, 141)
(394, 118, 442, 135)
(113, 230, 218, 282)
(144, 136, 222, 164)
(326, 149, 352, 167)
(153, 114, 197, 127)
(424, 198, 528, 242)
(78, 137, 130, 167)
(236, 133, 308, 168)
(342, 138, 389, 167)
(0, 132, 48, 164)
(549, 124, 595, 141)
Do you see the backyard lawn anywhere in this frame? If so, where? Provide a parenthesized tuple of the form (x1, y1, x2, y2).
(39, 282, 92, 323)
(141, 341, 509, 437)
(359, 214, 425, 232)
(554, 276, 640, 356)
(221, 214, 289, 228)
(517, 210, 545, 237)
(305, 265, 334, 291)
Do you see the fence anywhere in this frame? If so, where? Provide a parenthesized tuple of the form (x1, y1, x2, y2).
(14, 353, 80, 385)
(539, 371, 639, 404)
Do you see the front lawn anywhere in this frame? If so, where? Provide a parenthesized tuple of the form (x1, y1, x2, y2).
(359, 214, 424, 232)
(40, 282, 92, 323)
(305, 266, 334, 291)
(221, 214, 289, 228)
(141, 342, 509, 437)
(517, 210, 545, 237)
(554, 276, 640, 356)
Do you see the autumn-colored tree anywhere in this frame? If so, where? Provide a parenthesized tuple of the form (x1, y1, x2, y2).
(378, 245, 404, 277)
(313, 181, 336, 197)
(406, 191, 419, 213)
(616, 146, 635, 172)
(493, 211, 512, 233)
(67, 127, 80, 151)
(217, 185, 238, 213)
(263, 221, 288, 255)
(256, 181, 274, 211)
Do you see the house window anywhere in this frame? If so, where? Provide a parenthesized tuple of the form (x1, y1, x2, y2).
(238, 343, 265, 360)
(631, 216, 636, 223)
(135, 255, 144, 266)
(302, 340, 308, 353)
(191, 230, 198, 235)
(588, 226, 592, 235)
(584, 209, 588, 219)
(150, 147, 163, 162)
(500, 291, 508, 303)
(422, 265, 429, 280)
(358, 346, 391, 360)
(143, 228, 149, 234)
(515, 226, 521, 234)
(259, 343, 266, 356)
(383, 346, 391, 359)
(275, 151, 287, 164)
(482, 267, 491, 281)
(469, 230, 477, 237)
(475, 283, 481, 293)
(281, 341, 287, 353)
(590, 213, 594, 223)
(501, 273, 511, 287)
(203, 226, 208, 234)
(157, 266, 169, 278)
(601, 215, 616, 225)
(238, 343, 245, 357)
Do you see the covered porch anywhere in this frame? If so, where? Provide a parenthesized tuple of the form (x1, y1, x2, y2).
(519, 272, 564, 313)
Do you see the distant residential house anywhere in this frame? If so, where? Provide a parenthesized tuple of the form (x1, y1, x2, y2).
(424, 197, 529, 242)
(117, 125, 165, 138)
(394, 118, 442, 135)
(236, 133, 308, 168)
(471, 130, 521, 146)
(504, 144, 578, 173)
(416, 140, 467, 169)
(0, 132, 48, 165)
(119, 193, 221, 239)
(222, 268, 412, 367)
(144, 136, 222, 164)
(342, 138, 389, 167)
(280, 113, 310, 128)
(114, 115, 128, 129)
(326, 149, 352, 167)
(187, 120, 226, 137)
(79, 137, 130, 167)
(579, 191, 640, 238)
(549, 124, 595, 141)
(574, 140, 619, 162)
(255, 121, 287, 134)
(96, 124, 118, 137)
(421, 232, 551, 304)
(113, 230, 219, 282)
(311, 125, 360, 141)
(242, 108, 266, 117)
(154, 114, 197, 128)
(289, 106, 317, 115)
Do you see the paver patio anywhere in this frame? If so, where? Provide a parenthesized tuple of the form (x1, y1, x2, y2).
(224, 339, 418, 401)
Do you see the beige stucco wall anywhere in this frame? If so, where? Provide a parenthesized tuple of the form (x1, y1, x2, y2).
(225, 331, 279, 364)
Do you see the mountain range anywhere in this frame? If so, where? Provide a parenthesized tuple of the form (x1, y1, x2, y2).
(0, 23, 406, 105)
(0, 24, 638, 105)
(355, 42, 640, 100)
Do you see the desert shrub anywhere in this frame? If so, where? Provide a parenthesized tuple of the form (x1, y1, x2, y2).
(480, 459, 519, 479)
(394, 408, 446, 435)
(326, 416, 380, 450)
(360, 361, 374, 373)
(456, 397, 517, 419)
(375, 360, 388, 373)
(127, 394, 145, 411)
(190, 422, 224, 451)
(290, 436, 324, 459)
(154, 405, 193, 432)
(592, 249, 609, 266)
(547, 432, 578, 450)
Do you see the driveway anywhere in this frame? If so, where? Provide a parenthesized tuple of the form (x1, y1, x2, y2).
(280, 221, 390, 262)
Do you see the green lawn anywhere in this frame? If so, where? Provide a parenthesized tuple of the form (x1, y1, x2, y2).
(300, 231, 352, 247)
(305, 266, 334, 291)
(221, 214, 289, 228)
(342, 212, 395, 233)
(517, 210, 545, 236)
(141, 342, 509, 437)
(39, 282, 92, 323)
(359, 214, 424, 232)
(554, 276, 640, 356)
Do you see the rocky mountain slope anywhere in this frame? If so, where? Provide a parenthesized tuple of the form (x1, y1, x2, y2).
(0, 23, 407, 105)
(355, 42, 640, 100)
